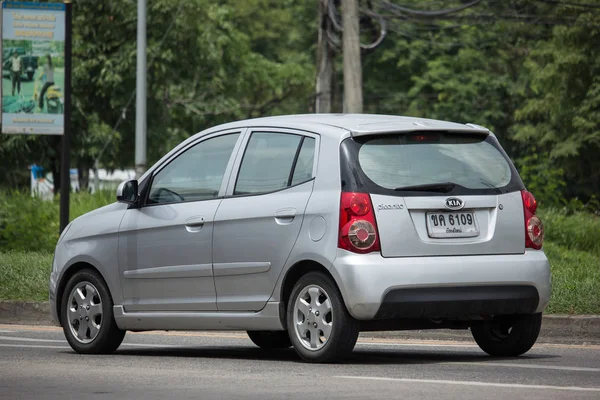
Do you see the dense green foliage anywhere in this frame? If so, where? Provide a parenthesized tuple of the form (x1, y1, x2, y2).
(0, 0, 598, 205)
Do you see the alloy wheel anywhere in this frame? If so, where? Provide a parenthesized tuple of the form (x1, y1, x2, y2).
(66, 281, 103, 344)
(293, 284, 333, 351)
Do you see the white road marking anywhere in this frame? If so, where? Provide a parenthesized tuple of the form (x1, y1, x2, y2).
(443, 361, 600, 373)
(1, 334, 599, 374)
(0, 335, 179, 348)
(0, 335, 64, 343)
(0, 344, 69, 350)
(336, 376, 600, 392)
(356, 341, 478, 348)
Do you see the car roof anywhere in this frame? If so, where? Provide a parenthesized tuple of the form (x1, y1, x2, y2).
(203, 113, 490, 138)
(140, 114, 490, 183)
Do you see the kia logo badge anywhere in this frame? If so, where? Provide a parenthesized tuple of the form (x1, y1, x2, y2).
(445, 197, 464, 210)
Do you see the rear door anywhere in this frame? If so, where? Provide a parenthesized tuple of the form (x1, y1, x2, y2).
(213, 129, 317, 311)
(340, 131, 526, 257)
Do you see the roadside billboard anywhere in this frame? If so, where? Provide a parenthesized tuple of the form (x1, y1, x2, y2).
(1, 1, 65, 135)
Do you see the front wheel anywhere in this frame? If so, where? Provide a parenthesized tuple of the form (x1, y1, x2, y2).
(471, 313, 542, 357)
(27, 71, 34, 81)
(287, 272, 359, 363)
(61, 270, 125, 354)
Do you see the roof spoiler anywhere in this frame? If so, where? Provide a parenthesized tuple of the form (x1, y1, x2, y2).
(466, 123, 490, 132)
(351, 125, 490, 137)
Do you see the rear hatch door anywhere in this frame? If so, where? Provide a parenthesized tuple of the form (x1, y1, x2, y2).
(340, 130, 526, 257)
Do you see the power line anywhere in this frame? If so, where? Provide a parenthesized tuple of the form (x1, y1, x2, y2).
(326, 0, 387, 50)
(380, 0, 484, 17)
(530, 0, 600, 9)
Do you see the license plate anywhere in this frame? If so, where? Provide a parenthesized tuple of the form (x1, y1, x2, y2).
(426, 211, 479, 238)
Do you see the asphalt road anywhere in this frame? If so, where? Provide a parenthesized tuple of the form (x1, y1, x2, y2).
(1, 324, 599, 400)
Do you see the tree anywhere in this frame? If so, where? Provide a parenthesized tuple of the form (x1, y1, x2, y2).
(0, 0, 315, 192)
(513, 11, 600, 201)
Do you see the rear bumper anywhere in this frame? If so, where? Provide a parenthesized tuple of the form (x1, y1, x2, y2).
(330, 249, 551, 320)
(374, 285, 539, 319)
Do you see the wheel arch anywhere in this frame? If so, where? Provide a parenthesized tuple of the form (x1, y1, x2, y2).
(280, 259, 342, 319)
(55, 261, 109, 325)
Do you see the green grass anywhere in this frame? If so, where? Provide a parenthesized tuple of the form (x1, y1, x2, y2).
(1, 242, 599, 314)
(544, 242, 600, 315)
(0, 251, 53, 301)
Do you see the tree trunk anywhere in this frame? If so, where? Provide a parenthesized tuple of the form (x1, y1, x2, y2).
(316, 0, 333, 113)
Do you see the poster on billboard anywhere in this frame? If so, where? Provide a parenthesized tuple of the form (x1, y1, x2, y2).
(1, 1, 65, 135)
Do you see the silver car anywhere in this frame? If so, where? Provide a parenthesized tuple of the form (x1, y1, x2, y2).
(49, 114, 550, 363)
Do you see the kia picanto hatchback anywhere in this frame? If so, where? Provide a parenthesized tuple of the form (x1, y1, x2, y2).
(49, 114, 550, 363)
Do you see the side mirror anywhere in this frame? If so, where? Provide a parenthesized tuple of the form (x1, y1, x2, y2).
(116, 180, 139, 205)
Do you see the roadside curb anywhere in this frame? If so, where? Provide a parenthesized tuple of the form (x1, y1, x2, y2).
(1, 301, 52, 325)
(2, 301, 599, 344)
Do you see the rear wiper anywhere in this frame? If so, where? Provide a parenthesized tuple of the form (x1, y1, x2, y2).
(479, 179, 502, 194)
(393, 182, 457, 193)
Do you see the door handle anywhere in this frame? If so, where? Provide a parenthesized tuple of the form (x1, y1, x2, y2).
(185, 216, 205, 232)
(275, 208, 296, 225)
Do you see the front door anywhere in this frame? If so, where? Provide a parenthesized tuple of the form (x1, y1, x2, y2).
(118, 132, 242, 311)
(213, 130, 317, 311)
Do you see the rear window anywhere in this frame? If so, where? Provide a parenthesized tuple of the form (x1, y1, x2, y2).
(341, 132, 524, 196)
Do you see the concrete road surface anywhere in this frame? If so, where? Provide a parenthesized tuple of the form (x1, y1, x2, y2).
(1, 324, 599, 399)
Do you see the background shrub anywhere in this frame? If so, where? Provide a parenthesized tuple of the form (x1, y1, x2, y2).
(0, 190, 113, 252)
(538, 208, 600, 256)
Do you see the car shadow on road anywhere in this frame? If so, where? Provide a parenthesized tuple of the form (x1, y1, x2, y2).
(108, 346, 560, 365)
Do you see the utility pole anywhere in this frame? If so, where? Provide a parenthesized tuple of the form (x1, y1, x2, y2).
(60, 0, 73, 233)
(342, 0, 362, 113)
(135, 0, 147, 178)
(316, 0, 333, 113)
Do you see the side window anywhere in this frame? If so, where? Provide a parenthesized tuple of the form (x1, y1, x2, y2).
(234, 132, 305, 195)
(291, 137, 315, 186)
(147, 133, 239, 204)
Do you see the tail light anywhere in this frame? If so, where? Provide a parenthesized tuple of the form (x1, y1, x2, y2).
(521, 190, 544, 250)
(339, 192, 381, 254)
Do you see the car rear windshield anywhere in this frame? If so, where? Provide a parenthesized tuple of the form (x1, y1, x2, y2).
(340, 132, 524, 196)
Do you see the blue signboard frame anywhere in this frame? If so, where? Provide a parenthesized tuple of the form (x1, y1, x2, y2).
(1, 1, 66, 134)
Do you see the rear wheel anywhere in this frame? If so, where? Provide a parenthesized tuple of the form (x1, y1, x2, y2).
(247, 331, 292, 349)
(61, 270, 125, 354)
(471, 313, 542, 357)
(287, 272, 359, 363)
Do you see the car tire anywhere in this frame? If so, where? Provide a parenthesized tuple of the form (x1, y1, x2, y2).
(286, 271, 359, 363)
(247, 331, 292, 349)
(471, 313, 542, 357)
(61, 269, 125, 354)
